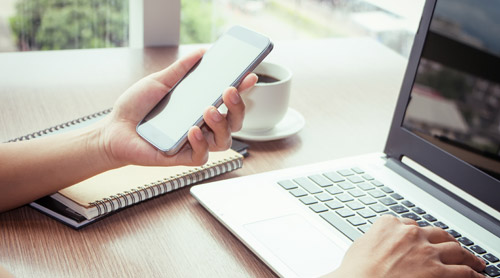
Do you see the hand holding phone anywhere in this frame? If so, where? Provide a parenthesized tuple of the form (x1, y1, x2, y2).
(136, 26, 273, 155)
(98, 49, 256, 169)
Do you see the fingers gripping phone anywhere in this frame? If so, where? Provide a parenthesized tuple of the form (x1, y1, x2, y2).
(136, 26, 273, 155)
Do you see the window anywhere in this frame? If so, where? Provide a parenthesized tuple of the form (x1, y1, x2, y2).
(1, 0, 425, 57)
(0, 0, 129, 52)
(180, 0, 425, 57)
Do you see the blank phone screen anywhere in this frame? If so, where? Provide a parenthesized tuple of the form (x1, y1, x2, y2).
(143, 34, 265, 145)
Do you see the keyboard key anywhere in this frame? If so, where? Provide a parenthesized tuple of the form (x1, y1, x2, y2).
(336, 208, 355, 218)
(368, 217, 380, 224)
(323, 172, 345, 183)
(369, 204, 389, 213)
(390, 193, 404, 200)
(351, 167, 365, 174)
(325, 200, 344, 210)
(347, 176, 364, 184)
(358, 224, 372, 233)
(357, 208, 376, 218)
(299, 196, 318, 205)
(417, 220, 431, 227)
(479, 256, 490, 265)
(401, 212, 421, 221)
(380, 186, 394, 194)
(484, 265, 500, 277)
(294, 177, 323, 194)
(434, 221, 448, 229)
(289, 188, 307, 197)
(412, 207, 426, 215)
(309, 174, 334, 187)
(315, 192, 334, 202)
(379, 197, 397, 206)
(368, 190, 386, 198)
(278, 180, 297, 190)
(447, 229, 461, 238)
(362, 174, 374, 181)
(347, 216, 366, 226)
(348, 188, 365, 198)
(470, 245, 487, 254)
(320, 211, 362, 241)
(309, 203, 329, 213)
(458, 237, 474, 246)
(325, 186, 343, 195)
(401, 200, 415, 207)
(337, 169, 355, 176)
(359, 196, 377, 205)
(371, 180, 384, 187)
(357, 182, 375, 191)
(336, 193, 354, 203)
(390, 205, 409, 214)
(423, 214, 437, 222)
(337, 181, 355, 190)
(346, 201, 365, 210)
(483, 253, 500, 263)
(380, 212, 398, 218)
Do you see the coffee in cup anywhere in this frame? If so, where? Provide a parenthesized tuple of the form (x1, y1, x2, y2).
(255, 73, 280, 84)
(240, 62, 292, 132)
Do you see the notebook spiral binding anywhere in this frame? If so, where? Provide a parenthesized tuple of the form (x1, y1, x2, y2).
(6, 108, 113, 143)
(89, 157, 243, 216)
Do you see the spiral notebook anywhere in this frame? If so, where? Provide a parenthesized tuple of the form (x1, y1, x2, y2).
(8, 109, 247, 229)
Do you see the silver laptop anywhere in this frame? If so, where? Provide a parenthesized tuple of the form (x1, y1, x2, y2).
(191, 0, 500, 277)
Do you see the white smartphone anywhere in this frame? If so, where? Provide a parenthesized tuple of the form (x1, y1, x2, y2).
(136, 25, 273, 155)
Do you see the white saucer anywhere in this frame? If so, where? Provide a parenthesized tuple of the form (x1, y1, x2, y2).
(232, 108, 305, 142)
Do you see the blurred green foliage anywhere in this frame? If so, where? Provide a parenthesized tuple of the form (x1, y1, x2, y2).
(180, 0, 223, 44)
(9, 0, 128, 51)
(9, 0, 223, 51)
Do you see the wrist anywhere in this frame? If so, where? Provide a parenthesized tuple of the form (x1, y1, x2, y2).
(82, 119, 120, 171)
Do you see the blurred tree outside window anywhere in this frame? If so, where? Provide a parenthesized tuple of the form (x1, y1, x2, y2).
(6, 0, 128, 51)
(180, 0, 356, 45)
(0, 0, 423, 57)
(180, 0, 424, 57)
(180, 0, 222, 44)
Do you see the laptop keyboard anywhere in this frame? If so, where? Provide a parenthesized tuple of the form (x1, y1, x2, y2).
(278, 167, 500, 277)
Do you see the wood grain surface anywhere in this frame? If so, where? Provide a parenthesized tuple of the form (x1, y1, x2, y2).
(0, 38, 407, 277)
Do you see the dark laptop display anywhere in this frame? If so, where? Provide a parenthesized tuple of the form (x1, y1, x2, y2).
(386, 0, 500, 221)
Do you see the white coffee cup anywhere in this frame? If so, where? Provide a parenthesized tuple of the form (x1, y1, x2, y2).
(240, 62, 292, 132)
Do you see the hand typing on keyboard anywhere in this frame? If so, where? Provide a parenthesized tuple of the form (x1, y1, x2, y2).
(325, 215, 486, 278)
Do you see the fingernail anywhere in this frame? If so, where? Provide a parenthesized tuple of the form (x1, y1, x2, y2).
(229, 89, 241, 104)
(194, 128, 203, 141)
(211, 107, 223, 122)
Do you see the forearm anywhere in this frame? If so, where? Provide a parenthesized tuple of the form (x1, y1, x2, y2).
(0, 121, 117, 212)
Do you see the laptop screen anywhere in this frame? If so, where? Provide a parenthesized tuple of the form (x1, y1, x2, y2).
(385, 0, 500, 214)
(402, 0, 500, 182)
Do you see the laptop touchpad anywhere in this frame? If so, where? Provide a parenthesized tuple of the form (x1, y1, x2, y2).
(244, 214, 345, 277)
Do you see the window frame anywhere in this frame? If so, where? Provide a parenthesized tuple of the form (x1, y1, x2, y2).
(130, 0, 180, 47)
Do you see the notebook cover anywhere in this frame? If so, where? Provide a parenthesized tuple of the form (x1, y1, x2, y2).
(53, 149, 243, 219)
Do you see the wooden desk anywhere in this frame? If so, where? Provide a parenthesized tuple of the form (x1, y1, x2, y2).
(0, 38, 407, 277)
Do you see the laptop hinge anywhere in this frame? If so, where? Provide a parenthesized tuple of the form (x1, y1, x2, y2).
(384, 156, 500, 238)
